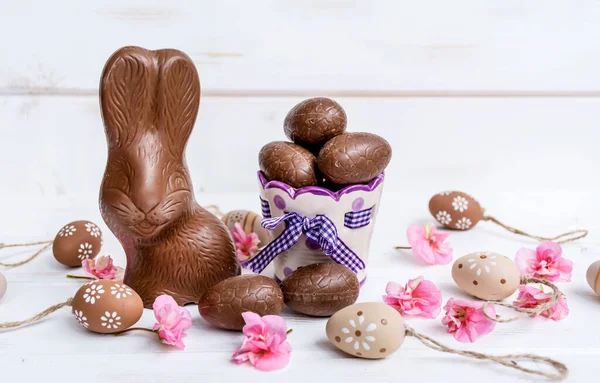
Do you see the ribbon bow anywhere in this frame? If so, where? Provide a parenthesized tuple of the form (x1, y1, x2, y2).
(243, 212, 365, 274)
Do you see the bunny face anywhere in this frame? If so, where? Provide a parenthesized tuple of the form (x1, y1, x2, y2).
(101, 140, 193, 240)
(99, 47, 200, 241)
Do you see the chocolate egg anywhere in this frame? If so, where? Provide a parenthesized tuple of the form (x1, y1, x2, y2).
(452, 252, 520, 301)
(71, 280, 143, 333)
(317, 132, 392, 185)
(586, 260, 600, 296)
(221, 210, 269, 248)
(326, 302, 405, 359)
(0, 272, 6, 300)
(282, 263, 359, 317)
(198, 274, 284, 330)
(259, 141, 319, 188)
(429, 191, 484, 231)
(284, 97, 347, 149)
(53, 220, 103, 267)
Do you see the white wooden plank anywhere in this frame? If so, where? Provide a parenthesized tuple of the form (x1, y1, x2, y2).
(1, 0, 600, 93)
(0, 194, 597, 382)
(0, 95, 598, 205)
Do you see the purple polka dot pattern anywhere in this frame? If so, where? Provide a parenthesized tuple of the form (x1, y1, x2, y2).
(352, 197, 364, 211)
(283, 267, 294, 277)
(305, 237, 321, 250)
(274, 195, 286, 210)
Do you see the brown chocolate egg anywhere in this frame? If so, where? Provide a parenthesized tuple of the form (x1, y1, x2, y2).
(317, 132, 392, 185)
(284, 97, 347, 149)
(0, 272, 6, 300)
(198, 274, 284, 330)
(586, 260, 600, 296)
(429, 191, 484, 231)
(221, 210, 269, 248)
(452, 252, 521, 301)
(282, 263, 359, 317)
(326, 302, 405, 359)
(259, 141, 319, 188)
(53, 220, 103, 267)
(71, 280, 143, 333)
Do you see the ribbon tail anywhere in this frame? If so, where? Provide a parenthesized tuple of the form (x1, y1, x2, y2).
(242, 224, 303, 274)
(322, 237, 366, 273)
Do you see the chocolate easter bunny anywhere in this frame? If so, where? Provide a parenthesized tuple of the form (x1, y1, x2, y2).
(99, 46, 240, 307)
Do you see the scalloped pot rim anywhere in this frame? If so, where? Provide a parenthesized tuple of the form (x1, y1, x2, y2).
(258, 171, 385, 201)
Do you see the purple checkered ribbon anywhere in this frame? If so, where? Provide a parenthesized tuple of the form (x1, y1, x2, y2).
(260, 197, 271, 218)
(242, 212, 365, 274)
(344, 207, 372, 229)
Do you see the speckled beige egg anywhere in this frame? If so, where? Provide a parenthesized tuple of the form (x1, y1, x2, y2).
(71, 280, 143, 333)
(452, 252, 521, 301)
(326, 302, 405, 359)
(53, 220, 103, 267)
(0, 272, 6, 300)
(221, 210, 269, 248)
(586, 260, 600, 296)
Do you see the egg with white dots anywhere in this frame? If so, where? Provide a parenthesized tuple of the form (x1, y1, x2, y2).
(452, 252, 521, 301)
(326, 302, 405, 359)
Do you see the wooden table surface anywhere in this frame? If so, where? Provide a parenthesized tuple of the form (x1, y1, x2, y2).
(1, 1, 599, 382)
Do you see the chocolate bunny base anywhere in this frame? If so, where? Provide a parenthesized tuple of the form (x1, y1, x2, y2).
(99, 46, 240, 307)
(121, 205, 240, 307)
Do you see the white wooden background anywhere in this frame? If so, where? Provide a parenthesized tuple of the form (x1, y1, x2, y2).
(1, 1, 599, 382)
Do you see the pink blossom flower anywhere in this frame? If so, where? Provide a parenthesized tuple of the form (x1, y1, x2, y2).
(232, 222, 261, 262)
(515, 241, 572, 282)
(152, 295, 193, 350)
(441, 298, 496, 343)
(406, 223, 453, 265)
(513, 285, 569, 321)
(82, 255, 124, 281)
(382, 276, 442, 318)
(232, 312, 292, 371)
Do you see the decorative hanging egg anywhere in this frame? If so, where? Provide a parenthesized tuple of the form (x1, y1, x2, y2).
(429, 191, 484, 231)
(71, 280, 143, 333)
(326, 302, 405, 359)
(53, 220, 103, 267)
(221, 210, 269, 247)
(452, 252, 521, 301)
(0, 271, 6, 300)
(586, 260, 600, 296)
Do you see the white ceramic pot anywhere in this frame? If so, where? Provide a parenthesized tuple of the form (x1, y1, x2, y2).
(257, 172, 384, 286)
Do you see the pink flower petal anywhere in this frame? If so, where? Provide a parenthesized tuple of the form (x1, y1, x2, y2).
(152, 295, 192, 350)
(385, 281, 405, 296)
(537, 241, 563, 258)
(253, 346, 291, 371)
(383, 277, 442, 319)
(441, 298, 495, 343)
(233, 312, 291, 371)
(406, 224, 425, 245)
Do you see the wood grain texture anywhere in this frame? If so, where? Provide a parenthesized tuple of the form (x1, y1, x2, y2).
(0, 95, 597, 202)
(1, 0, 600, 94)
(0, 192, 598, 382)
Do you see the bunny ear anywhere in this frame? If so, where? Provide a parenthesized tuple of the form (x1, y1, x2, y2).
(156, 49, 201, 157)
(100, 46, 154, 149)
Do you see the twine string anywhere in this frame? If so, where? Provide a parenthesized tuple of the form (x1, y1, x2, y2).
(0, 242, 53, 267)
(406, 328, 568, 381)
(482, 276, 561, 323)
(0, 298, 73, 329)
(483, 216, 587, 244)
